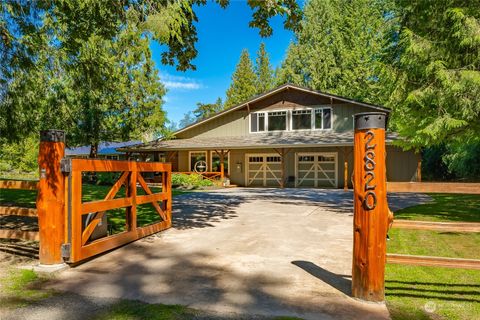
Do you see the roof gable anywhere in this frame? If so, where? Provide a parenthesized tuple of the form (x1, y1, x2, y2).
(174, 84, 390, 136)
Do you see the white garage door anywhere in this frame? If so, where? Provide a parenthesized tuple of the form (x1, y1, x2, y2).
(246, 154, 282, 187)
(295, 152, 338, 188)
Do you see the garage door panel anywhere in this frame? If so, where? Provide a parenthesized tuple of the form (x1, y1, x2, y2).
(296, 152, 337, 188)
(247, 154, 282, 187)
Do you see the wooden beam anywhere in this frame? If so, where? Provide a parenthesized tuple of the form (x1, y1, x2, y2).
(0, 229, 39, 241)
(393, 220, 480, 233)
(387, 254, 480, 270)
(0, 180, 38, 190)
(387, 182, 480, 194)
(417, 158, 422, 182)
(0, 206, 37, 217)
(36, 129, 65, 265)
(352, 113, 388, 302)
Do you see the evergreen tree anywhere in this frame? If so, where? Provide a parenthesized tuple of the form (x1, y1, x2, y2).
(276, 0, 396, 104)
(178, 111, 196, 129)
(389, 0, 480, 150)
(255, 43, 275, 94)
(193, 97, 223, 120)
(0, 0, 302, 150)
(389, 0, 480, 180)
(225, 50, 257, 108)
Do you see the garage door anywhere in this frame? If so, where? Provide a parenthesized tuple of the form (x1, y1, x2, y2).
(246, 154, 282, 187)
(295, 153, 338, 188)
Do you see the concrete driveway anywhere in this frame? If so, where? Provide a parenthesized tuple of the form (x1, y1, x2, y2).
(17, 189, 431, 320)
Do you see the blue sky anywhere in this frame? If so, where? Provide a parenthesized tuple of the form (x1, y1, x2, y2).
(150, 1, 300, 125)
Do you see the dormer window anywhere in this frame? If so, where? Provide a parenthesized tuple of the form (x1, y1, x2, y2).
(250, 113, 265, 132)
(292, 110, 312, 130)
(250, 107, 332, 133)
(267, 111, 287, 131)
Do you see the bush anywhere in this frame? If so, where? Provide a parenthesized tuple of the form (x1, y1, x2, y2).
(171, 173, 213, 189)
(95, 172, 121, 185)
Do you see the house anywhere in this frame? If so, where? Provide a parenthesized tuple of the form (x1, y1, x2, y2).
(66, 141, 141, 160)
(119, 84, 420, 188)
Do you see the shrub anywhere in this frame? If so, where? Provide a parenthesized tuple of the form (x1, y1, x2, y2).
(95, 172, 121, 185)
(171, 173, 214, 189)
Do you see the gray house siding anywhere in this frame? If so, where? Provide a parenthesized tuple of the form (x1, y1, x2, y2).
(175, 145, 418, 188)
(144, 85, 419, 188)
(176, 89, 381, 139)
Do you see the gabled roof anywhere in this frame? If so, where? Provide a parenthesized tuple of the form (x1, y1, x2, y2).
(119, 131, 400, 152)
(66, 141, 141, 156)
(174, 83, 391, 136)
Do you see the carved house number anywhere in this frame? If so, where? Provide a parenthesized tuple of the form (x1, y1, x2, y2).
(364, 130, 377, 210)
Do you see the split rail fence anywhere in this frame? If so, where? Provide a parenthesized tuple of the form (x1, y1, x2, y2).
(0, 180, 39, 241)
(386, 182, 480, 270)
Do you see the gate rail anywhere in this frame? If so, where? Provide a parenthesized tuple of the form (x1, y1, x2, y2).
(63, 159, 172, 263)
(0, 180, 39, 241)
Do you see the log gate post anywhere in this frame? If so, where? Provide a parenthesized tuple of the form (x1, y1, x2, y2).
(36, 130, 66, 265)
(352, 113, 388, 302)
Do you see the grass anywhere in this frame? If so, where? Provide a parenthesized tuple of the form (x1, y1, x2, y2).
(0, 183, 189, 233)
(386, 193, 480, 320)
(0, 269, 54, 309)
(93, 300, 304, 320)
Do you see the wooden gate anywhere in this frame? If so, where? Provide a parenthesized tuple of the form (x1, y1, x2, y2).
(62, 158, 172, 263)
(0, 130, 172, 265)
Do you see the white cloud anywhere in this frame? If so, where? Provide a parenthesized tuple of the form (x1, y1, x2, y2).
(160, 71, 203, 90)
(163, 81, 202, 90)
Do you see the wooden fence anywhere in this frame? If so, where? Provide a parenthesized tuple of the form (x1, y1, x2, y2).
(0, 180, 39, 241)
(387, 182, 480, 194)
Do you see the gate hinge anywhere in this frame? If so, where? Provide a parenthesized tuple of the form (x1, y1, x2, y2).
(61, 243, 71, 259)
(61, 158, 71, 173)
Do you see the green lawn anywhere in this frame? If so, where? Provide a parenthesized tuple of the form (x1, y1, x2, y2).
(0, 183, 187, 233)
(386, 193, 480, 320)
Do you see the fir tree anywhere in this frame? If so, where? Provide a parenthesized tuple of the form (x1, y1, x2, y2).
(225, 50, 257, 108)
(193, 97, 223, 120)
(276, 0, 396, 104)
(389, 0, 480, 179)
(254, 43, 275, 94)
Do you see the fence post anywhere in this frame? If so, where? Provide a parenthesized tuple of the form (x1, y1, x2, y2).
(352, 113, 388, 302)
(36, 130, 66, 265)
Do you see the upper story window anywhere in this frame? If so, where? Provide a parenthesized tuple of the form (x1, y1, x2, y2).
(315, 108, 332, 130)
(292, 110, 312, 130)
(267, 111, 287, 131)
(250, 107, 332, 133)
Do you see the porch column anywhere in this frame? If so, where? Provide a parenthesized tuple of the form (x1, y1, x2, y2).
(417, 157, 422, 182)
(343, 147, 352, 191)
(219, 151, 225, 181)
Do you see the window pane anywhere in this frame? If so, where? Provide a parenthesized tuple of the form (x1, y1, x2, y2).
(292, 110, 312, 130)
(251, 113, 258, 132)
(323, 109, 332, 129)
(259, 113, 265, 131)
(315, 109, 323, 129)
(190, 152, 206, 171)
(268, 111, 287, 131)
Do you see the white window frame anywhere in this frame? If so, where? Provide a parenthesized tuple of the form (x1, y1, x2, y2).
(210, 151, 230, 175)
(249, 112, 266, 133)
(249, 107, 333, 133)
(188, 151, 207, 172)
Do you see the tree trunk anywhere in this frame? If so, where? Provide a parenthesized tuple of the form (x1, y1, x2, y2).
(89, 143, 98, 158)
